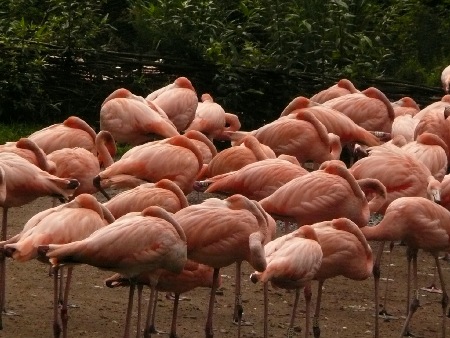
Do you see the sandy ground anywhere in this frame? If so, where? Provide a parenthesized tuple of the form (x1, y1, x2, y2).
(0, 192, 450, 338)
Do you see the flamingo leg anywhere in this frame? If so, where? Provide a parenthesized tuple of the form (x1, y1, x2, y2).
(233, 261, 246, 337)
(434, 255, 448, 338)
(379, 241, 395, 317)
(304, 283, 312, 338)
(53, 266, 62, 338)
(421, 264, 442, 294)
(313, 280, 324, 338)
(136, 284, 143, 338)
(143, 282, 157, 338)
(169, 293, 180, 338)
(373, 240, 386, 338)
(287, 288, 301, 338)
(61, 267, 73, 338)
(205, 268, 220, 338)
(400, 248, 419, 337)
(263, 282, 268, 338)
(123, 281, 135, 338)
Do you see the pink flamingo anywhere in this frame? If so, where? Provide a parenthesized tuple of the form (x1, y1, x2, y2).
(391, 114, 420, 143)
(183, 129, 218, 164)
(2, 194, 114, 338)
(361, 197, 450, 338)
(391, 97, 420, 117)
(309, 218, 373, 338)
(103, 179, 189, 218)
(94, 134, 203, 197)
(196, 135, 276, 179)
(230, 110, 342, 167)
(28, 116, 98, 154)
(47, 131, 116, 198)
(100, 96, 179, 145)
(401, 132, 448, 181)
(441, 65, 450, 94)
(104, 259, 218, 338)
(185, 93, 241, 141)
(310, 78, 360, 103)
(173, 194, 274, 338)
(39, 205, 187, 338)
(0, 138, 56, 174)
(194, 155, 308, 200)
(322, 87, 395, 133)
(259, 160, 387, 228)
(413, 94, 450, 120)
(146, 77, 198, 132)
(250, 225, 323, 338)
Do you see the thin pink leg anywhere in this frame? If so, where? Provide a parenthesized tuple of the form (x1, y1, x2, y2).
(434, 255, 448, 337)
(136, 284, 143, 338)
(143, 283, 157, 338)
(400, 248, 419, 337)
(304, 283, 312, 338)
(53, 266, 62, 338)
(123, 282, 135, 338)
(313, 280, 324, 338)
(263, 282, 268, 338)
(169, 293, 180, 338)
(373, 241, 386, 338)
(287, 288, 301, 337)
(61, 267, 73, 338)
(233, 262, 243, 338)
(205, 268, 220, 338)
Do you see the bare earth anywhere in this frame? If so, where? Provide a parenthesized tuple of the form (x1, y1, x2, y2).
(1, 191, 450, 338)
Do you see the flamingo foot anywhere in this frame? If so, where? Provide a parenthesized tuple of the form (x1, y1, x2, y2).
(420, 284, 443, 294)
(165, 292, 189, 301)
(2, 309, 17, 316)
(232, 317, 253, 326)
(439, 254, 450, 262)
(378, 308, 398, 320)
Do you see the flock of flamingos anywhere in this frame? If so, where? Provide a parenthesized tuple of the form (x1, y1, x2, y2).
(1, 66, 450, 338)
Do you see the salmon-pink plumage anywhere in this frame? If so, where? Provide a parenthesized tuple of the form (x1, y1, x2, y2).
(310, 78, 360, 103)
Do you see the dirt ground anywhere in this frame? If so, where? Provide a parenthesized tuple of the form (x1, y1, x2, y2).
(1, 191, 450, 338)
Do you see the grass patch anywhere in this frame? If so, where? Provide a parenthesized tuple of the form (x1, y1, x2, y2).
(0, 123, 45, 145)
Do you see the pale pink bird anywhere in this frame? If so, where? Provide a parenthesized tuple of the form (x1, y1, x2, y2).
(28, 116, 98, 154)
(309, 78, 360, 103)
(0, 151, 79, 328)
(361, 197, 450, 337)
(196, 134, 276, 179)
(349, 143, 442, 214)
(309, 218, 373, 338)
(413, 94, 450, 120)
(391, 114, 420, 143)
(441, 174, 450, 212)
(322, 87, 395, 133)
(0, 137, 56, 174)
(100, 96, 179, 145)
(2, 194, 114, 338)
(229, 110, 342, 167)
(194, 155, 308, 200)
(94, 134, 203, 197)
(391, 96, 420, 117)
(40, 206, 187, 338)
(279, 97, 381, 147)
(259, 160, 387, 228)
(47, 131, 116, 198)
(101, 87, 148, 106)
(173, 194, 274, 338)
(250, 225, 323, 338)
(441, 65, 450, 94)
(103, 179, 189, 219)
(183, 129, 218, 164)
(146, 77, 198, 132)
(401, 132, 448, 181)
(104, 259, 218, 338)
(185, 93, 241, 141)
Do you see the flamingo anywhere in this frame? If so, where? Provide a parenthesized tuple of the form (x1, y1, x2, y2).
(146, 76, 198, 132)
(322, 87, 395, 133)
(1, 194, 114, 338)
(391, 97, 420, 117)
(0, 138, 56, 174)
(101, 87, 148, 106)
(259, 160, 387, 228)
(413, 94, 450, 120)
(0, 151, 80, 327)
(39, 205, 187, 338)
(228, 110, 342, 167)
(194, 155, 308, 200)
(401, 132, 448, 181)
(250, 225, 323, 338)
(28, 116, 98, 154)
(361, 197, 450, 338)
(441, 65, 450, 94)
(183, 129, 218, 164)
(94, 134, 203, 197)
(103, 179, 189, 218)
(173, 194, 274, 338)
(309, 218, 373, 338)
(391, 114, 420, 143)
(100, 95, 180, 145)
(104, 260, 218, 338)
(185, 93, 241, 141)
(196, 135, 276, 179)
(309, 78, 360, 103)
